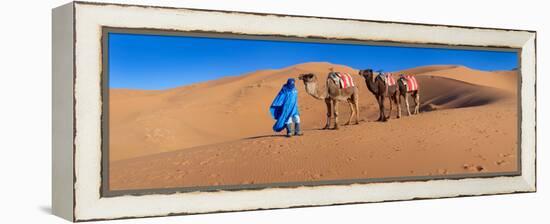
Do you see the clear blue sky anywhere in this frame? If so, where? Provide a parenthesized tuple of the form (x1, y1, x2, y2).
(108, 33, 518, 90)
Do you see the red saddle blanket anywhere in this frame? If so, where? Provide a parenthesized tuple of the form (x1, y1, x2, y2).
(336, 72, 355, 89)
(385, 73, 396, 86)
(377, 73, 396, 86)
(403, 75, 419, 91)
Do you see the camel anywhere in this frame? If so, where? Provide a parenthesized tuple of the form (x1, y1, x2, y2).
(397, 75, 420, 116)
(298, 72, 360, 130)
(359, 69, 400, 122)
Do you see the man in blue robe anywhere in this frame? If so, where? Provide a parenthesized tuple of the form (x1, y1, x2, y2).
(270, 78, 303, 137)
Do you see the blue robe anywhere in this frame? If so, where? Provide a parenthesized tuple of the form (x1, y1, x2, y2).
(270, 78, 300, 132)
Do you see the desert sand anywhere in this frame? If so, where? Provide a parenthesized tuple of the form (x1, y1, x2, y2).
(109, 62, 518, 190)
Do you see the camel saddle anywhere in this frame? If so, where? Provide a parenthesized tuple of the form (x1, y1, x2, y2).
(399, 75, 419, 92)
(375, 72, 396, 95)
(376, 72, 396, 87)
(329, 72, 355, 89)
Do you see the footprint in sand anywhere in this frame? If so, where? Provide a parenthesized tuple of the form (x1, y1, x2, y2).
(311, 173, 323, 179)
(437, 169, 449, 175)
(499, 153, 513, 158)
(476, 165, 485, 172)
(463, 164, 485, 172)
(475, 154, 487, 161)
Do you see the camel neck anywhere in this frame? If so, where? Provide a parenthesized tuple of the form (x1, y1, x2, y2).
(305, 82, 325, 100)
(365, 74, 379, 95)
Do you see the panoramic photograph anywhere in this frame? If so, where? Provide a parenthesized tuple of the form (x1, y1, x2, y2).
(106, 32, 519, 191)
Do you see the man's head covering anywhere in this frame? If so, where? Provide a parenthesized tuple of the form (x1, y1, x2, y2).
(285, 78, 296, 89)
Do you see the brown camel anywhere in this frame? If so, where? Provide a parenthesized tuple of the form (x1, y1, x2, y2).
(298, 72, 360, 130)
(397, 75, 420, 116)
(359, 69, 400, 122)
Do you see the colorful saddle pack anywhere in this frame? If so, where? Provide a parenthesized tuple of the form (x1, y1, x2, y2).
(399, 75, 419, 92)
(378, 72, 396, 86)
(329, 72, 355, 89)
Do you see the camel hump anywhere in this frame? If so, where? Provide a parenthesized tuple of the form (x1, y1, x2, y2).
(378, 72, 397, 86)
(330, 72, 355, 89)
(403, 75, 419, 91)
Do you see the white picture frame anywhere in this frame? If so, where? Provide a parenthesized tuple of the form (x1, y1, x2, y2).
(52, 1, 536, 221)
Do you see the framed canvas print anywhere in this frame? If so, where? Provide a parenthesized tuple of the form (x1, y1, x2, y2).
(52, 1, 537, 222)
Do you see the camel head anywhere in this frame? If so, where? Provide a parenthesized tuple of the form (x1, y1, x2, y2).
(359, 69, 374, 80)
(298, 73, 317, 83)
(359, 69, 380, 94)
(298, 73, 324, 100)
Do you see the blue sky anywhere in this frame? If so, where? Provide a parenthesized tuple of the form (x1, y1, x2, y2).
(108, 33, 518, 90)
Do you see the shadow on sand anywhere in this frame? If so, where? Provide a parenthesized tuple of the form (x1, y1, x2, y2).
(243, 127, 342, 140)
(243, 134, 287, 140)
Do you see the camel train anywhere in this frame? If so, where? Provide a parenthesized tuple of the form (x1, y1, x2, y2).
(298, 68, 420, 128)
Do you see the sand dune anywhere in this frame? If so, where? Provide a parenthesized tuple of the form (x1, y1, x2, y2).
(416, 75, 513, 111)
(111, 102, 517, 190)
(416, 66, 518, 93)
(109, 62, 358, 161)
(109, 62, 518, 190)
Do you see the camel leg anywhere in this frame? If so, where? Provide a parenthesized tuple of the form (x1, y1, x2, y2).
(376, 97, 382, 121)
(397, 94, 402, 119)
(393, 94, 401, 119)
(379, 95, 387, 122)
(333, 100, 340, 129)
(354, 95, 360, 124)
(323, 98, 332, 129)
(391, 94, 399, 119)
(405, 93, 412, 116)
(414, 91, 420, 114)
(345, 100, 354, 125)
(388, 96, 393, 120)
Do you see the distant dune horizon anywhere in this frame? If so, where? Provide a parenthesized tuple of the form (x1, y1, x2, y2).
(110, 62, 518, 92)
